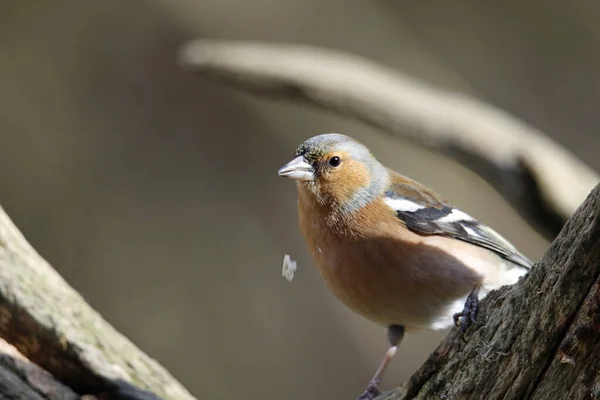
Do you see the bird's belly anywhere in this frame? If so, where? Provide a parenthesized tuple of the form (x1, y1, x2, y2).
(296, 195, 526, 331)
(310, 236, 485, 331)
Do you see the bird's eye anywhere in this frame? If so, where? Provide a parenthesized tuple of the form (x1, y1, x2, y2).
(328, 156, 341, 167)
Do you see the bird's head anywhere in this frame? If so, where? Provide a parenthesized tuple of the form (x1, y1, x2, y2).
(278, 133, 389, 212)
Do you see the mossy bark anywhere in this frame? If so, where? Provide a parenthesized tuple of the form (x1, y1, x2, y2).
(0, 207, 196, 400)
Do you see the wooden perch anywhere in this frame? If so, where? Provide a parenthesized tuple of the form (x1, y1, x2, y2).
(178, 39, 599, 240)
(0, 205, 196, 400)
(0, 336, 78, 400)
(376, 181, 600, 399)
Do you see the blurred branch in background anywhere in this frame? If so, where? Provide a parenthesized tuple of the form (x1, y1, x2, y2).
(0, 206, 195, 400)
(178, 39, 599, 241)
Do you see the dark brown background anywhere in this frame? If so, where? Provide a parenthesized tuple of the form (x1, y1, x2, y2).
(1, 1, 598, 399)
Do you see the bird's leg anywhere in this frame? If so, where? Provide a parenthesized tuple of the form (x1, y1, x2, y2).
(453, 286, 480, 333)
(357, 324, 405, 400)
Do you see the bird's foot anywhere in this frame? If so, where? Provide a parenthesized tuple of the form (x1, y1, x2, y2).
(453, 291, 479, 333)
(357, 382, 382, 400)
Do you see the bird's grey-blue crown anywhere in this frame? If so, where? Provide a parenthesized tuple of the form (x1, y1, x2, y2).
(295, 133, 373, 163)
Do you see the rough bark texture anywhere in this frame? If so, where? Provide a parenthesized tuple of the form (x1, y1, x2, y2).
(0, 206, 196, 400)
(0, 337, 78, 400)
(377, 182, 600, 400)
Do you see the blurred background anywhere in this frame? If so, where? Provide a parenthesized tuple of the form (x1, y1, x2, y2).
(1, 1, 599, 399)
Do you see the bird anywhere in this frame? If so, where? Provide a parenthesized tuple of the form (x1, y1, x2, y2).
(277, 133, 532, 400)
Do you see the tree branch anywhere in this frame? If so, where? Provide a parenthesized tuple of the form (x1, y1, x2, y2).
(0, 205, 196, 400)
(379, 181, 600, 399)
(178, 39, 599, 240)
(0, 337, 78, 400)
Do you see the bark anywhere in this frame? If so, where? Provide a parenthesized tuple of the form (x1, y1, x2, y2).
(0, 206, 196, 400)
(0, 337, 78, 400)
(378, 182, 600, 400)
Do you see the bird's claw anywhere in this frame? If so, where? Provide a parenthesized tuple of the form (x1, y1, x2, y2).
(357, 382, 382, 400)
(453, 291, 479, 333)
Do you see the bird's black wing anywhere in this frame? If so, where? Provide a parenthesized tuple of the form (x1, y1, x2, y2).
(384, 185, 533, 269)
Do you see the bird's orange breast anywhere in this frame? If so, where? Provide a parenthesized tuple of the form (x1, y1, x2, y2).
(296, 186, 483, 330)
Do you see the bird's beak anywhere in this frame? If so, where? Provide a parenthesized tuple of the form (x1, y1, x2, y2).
(278, 156, 315, 181)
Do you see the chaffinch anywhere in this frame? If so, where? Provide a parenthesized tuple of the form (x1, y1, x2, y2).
(277, 133, 532, 400)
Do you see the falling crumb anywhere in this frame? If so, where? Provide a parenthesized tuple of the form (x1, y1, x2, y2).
(282, 254, 297, 282)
